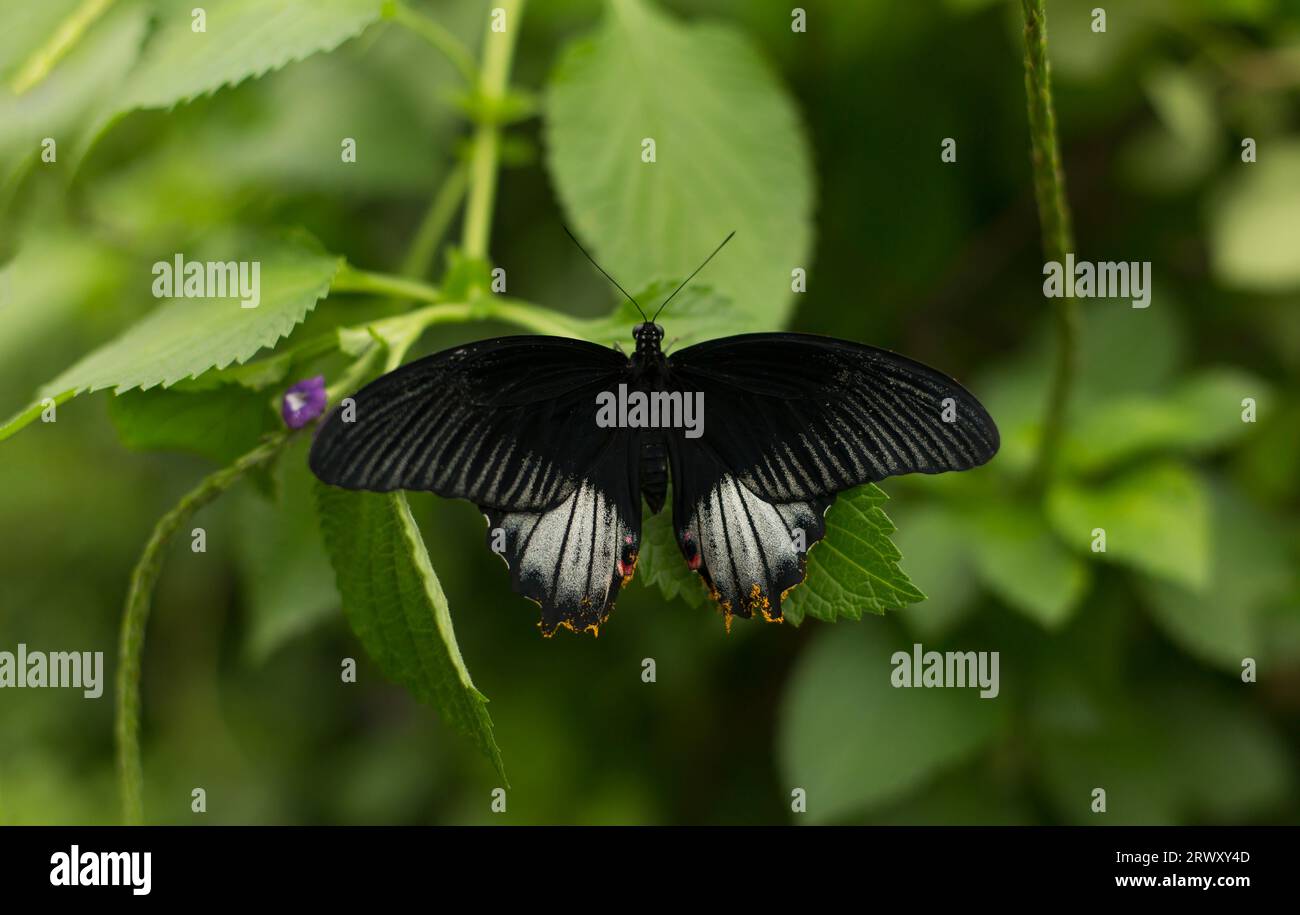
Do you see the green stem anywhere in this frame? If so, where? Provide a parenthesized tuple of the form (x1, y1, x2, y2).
(332, 265, 443, 303)
(442, 297, 577, 337)
(1020, 0, 1078, 491)
(116, 432, 291, 824)
(10, 0, 115, 94)
(388, 0, 479, 86)
(361, 296, 578, 345)
(326, 337, 389, 399)
(461, 0, 525, 259)
(401, 160, 469, 279)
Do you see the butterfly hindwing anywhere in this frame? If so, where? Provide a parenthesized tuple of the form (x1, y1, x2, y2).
(311, 336, 642, 633)
(484, 437, 641, 636)
(669, 439, 830, 625)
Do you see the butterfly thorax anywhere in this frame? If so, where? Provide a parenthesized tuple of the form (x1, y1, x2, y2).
(631, 322, 666, 370)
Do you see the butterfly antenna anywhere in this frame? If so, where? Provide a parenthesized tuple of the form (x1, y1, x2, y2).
(650, 230, 736, 325)
(562, 224, 648, 323)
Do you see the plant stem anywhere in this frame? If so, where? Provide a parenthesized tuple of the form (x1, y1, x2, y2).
(10, 0, 115, 94)
(116, 432, 291, 824)
(359, 296, 579, 344)
(461, 0, 525, 260)
(401, 160, 469, 279)
(388, 0, 479, 86)
(332, 264, 443, 303)
(1020, 0, 1078, 490)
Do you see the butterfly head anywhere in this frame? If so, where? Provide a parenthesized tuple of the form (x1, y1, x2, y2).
(632, 322, 665, 358)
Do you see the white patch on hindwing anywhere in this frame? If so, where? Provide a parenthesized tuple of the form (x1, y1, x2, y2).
(493, 482, 634, 614)
(683, 474, 810, 616)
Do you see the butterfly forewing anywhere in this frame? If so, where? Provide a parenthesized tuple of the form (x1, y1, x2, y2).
(666, 333, 999, 503)
(311, 336, 625, 506)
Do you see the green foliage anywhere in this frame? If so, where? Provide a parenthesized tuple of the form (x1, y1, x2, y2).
(965, 501, 1089, 628)
(114, 0, 387, 114)
(0, 229, 130, 363)
(1119, 66, 1218, 193)
(1143, 483, 1296, 671)
(545, 0, 813, 331)
(1048, 461, 1210, 591)
(236, 440, 338, 663)
(108, 384, 276, 465)
(1032, 674, 1292, 825)
(638, 485, 706, 609)
(314, 484, 505, 782)
(1066, 368, 1270, 473)
(892, 504, 978, 640)
(0, 1, 146, 178)
(783, 485, 925, 625)
(936, 295, 1250, 639)
(1210, 141, 1300, 290)
(779, 623, 1006, 824)
(0, 233, 339, 441)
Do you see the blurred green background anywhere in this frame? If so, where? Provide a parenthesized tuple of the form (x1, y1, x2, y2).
(1, 0, 1298, 825)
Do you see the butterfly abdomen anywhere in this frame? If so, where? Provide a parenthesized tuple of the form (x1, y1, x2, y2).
(639, 434, 668, 514)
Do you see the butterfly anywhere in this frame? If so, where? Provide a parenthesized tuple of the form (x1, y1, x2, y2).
(309, 232, 999, 636)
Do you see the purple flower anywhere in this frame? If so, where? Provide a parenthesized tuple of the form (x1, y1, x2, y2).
(281, 375, 327, 429)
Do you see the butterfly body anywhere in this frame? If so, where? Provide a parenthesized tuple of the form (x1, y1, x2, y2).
(638, 432, 669, 515)
(310, 322, 999, 636)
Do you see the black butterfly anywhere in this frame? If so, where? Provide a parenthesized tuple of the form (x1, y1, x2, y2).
(309, 234, 999, 636)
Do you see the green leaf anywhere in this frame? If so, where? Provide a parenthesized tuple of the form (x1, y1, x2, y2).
(1075, 302, 1186, 404)
(637, 485, 706, 608)
(779, 623, 1005, 824)
(1066, 368, 1270, 473)
(113, 0, 387, 114)
(891, 503, 977, 640)
(782, 485, 925, 625)
(108, 385, 277, 465)
(965, 501, 1089, 628)
(1210, 140, 1300, 291)
(314, 484, 505, 781)
(1142, 483, 1295, 671)
(1047, 461, 1210, 591)
(178, 353, 297, 392)
(0, 233, 340, 442)
(0, 1, 146, 180)
(1118, 65, 1218, 193)
(545, 0, 813, 331)
(975, 300, 1186, 477)
(0, 229, 129, 365)
(236, 440, 338, 663)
